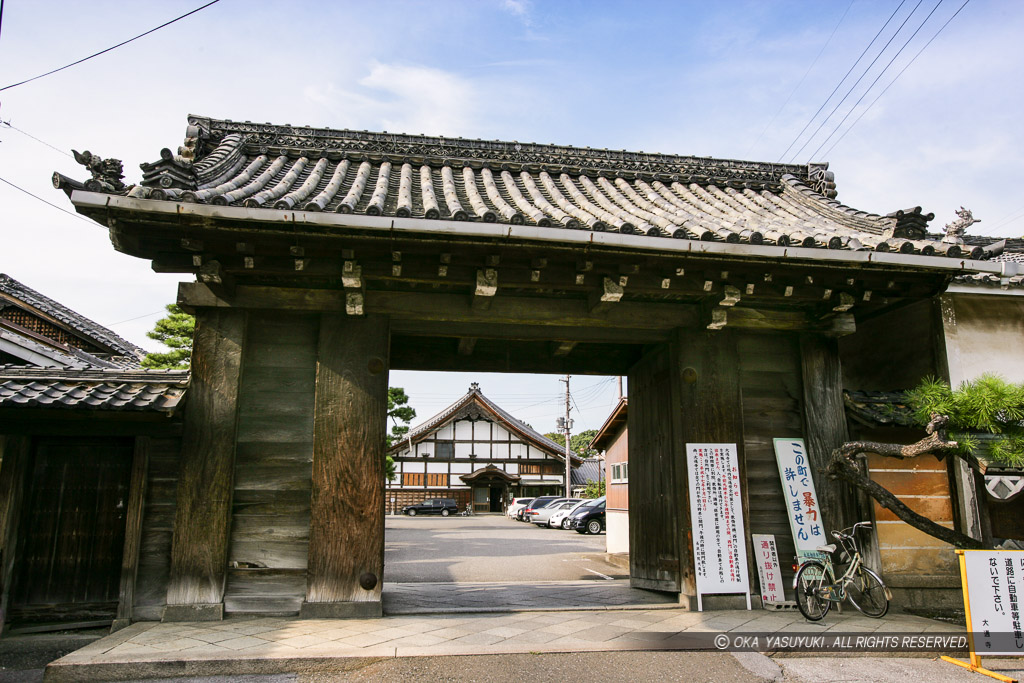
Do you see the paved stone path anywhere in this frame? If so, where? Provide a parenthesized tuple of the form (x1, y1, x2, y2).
(46, 606, 970, 681)
(382, 580, 677, 614)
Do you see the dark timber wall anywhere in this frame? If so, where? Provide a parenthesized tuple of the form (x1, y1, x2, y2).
(738, 333, 804, 601)
(225, 313, 318, 615)
(133, 437, 182, 621)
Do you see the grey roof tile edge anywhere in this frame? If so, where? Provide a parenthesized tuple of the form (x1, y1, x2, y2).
(0, 274, 147, 361)
(0, 368, 188, 413)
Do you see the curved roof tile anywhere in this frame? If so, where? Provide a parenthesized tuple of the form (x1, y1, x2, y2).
(66, 115, 1012, 260)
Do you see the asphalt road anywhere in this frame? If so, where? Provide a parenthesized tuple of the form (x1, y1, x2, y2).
(383, 513, 624, 583)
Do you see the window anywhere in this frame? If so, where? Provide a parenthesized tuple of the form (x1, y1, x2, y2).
(426, 473, 449, 487)
(435, 441, 454, 460)
(521, 463, 540, 475)
(611, 462, 629, 483)
(403, 472, 424, 486)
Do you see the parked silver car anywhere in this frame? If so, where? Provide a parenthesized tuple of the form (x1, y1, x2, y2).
(531, 498, 582, 527)
(548, 500, 589, 529)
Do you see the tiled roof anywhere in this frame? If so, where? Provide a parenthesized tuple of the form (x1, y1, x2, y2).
(571, 459, 603, 486)
(391, 383, 579, 464)
(0, 274, 147, 364)
(79, 115, 1005, 260)
(951, 242, 1024, 289)
(0, 367, 188, 413)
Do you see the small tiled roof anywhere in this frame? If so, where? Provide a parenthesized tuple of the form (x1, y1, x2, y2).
(571, 459, 603, 486)
(71, 115, 1006, 260)
(951, 241, 1024, 289)
(0, 274, 147, 364)
(391, 382, 581, 465)
(0, 367, 188, 413)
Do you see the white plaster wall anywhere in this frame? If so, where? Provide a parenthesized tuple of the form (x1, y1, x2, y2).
(493, 442, 510, 459)
(449, 462, 472, 474)
(435, 424, 454, 440)
(403, 461, 425, 473)
(510, 442, 528, 458)
(454, 442, 473, 458)
(426, 462, 448, 473)
(455, 420, 473, 440)
(505, 463, 518, 475)
(606, 509, 630, 554)
(492, 424, 511, 441)
(943, 294, 1024, 384)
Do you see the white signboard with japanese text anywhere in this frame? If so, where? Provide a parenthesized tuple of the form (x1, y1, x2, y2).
(686, 443, 751, 611)
(752, 534, 786, 606)
(773, 438, 827, 563)
(963, 550, 1024, 656)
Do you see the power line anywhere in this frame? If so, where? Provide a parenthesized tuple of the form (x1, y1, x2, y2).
(808, 0, 946, 161)
(819, 0, 972, 158)
(0, 175, 95, 224)
(109, 310, 166, 326)
(789, 0, 927, 163)
(778, 0, 908, 162)
(0, 0, 220, 92)
(746, 0, 854, 157)
(1, 119, 73, 158)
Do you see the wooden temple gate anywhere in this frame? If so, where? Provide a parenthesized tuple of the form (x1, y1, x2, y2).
(51, 116, 1006, 619)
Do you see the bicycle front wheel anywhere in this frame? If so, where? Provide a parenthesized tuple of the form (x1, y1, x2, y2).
(794, 561, 831, 621)
(847, 566, 889, 618)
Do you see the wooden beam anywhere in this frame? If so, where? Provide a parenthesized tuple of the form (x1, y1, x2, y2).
(472, 269, 498, 310)
(198, 260, 235, 299)
(800, 334, 858, 537)
(588, 276, 624, 312)
(165, 309, 246, 621)
(112, 437, 149, 633)
(550, 341, 578, 357)
(457, 337, 477, 356)
(0, 436, 30, 637)
(303, 314, 389, 618)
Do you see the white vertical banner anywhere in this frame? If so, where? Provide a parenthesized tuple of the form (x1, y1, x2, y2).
(773, 438, 827, 563)
(686, 442, 751, 611)
(752, 534, 786, 606)
(963, 550, 1024, 655)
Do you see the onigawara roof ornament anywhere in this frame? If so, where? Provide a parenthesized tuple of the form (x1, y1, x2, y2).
(71, 149, 126, 193)
(942, 206, 981, 244)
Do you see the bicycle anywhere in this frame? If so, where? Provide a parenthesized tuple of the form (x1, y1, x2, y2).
(793, 521, 891, 621)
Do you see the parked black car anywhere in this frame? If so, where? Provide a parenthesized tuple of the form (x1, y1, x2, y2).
(571, 496, 606, 534)
(402, 498, 458, 516)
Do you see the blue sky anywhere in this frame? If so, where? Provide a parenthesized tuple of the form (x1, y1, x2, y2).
(1, 0, 1021, 433)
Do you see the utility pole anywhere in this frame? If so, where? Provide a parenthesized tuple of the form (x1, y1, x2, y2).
(558, 374, 572, 498)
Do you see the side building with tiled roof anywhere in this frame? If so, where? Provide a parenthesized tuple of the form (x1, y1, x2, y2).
(387, 383, 581, 514)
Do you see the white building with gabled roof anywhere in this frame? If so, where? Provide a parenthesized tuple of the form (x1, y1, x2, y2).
(386, 383, 582, 514)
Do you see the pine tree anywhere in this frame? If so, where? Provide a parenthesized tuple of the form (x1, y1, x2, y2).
(142, 304, 195, 369)
(386, 387, 417, 481)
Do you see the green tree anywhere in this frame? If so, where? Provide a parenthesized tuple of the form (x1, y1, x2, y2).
(544, 428, 600, 458)
(385, 387, 417, 481)
(142, 304, 195, 369)
(583, 479, 605, 498)
(828, 373, 1024, 550)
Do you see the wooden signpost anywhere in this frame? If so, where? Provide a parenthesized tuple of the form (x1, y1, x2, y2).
(686, 443, 751, 611)
(942, 549, 1023, 682)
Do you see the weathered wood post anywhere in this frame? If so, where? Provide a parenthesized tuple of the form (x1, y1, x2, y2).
(301, 314, 389, 618)
(628, 328, 743, 608)
(0, 436, 30, 637)
(164, 309, 246, 621)
(799, 333, 858, 536)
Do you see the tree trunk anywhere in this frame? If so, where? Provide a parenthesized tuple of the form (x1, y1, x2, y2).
(825, 415, 988, 550)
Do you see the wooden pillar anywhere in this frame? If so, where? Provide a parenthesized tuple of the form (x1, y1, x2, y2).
(301, 314, 389, 618)
(627, 328, 743, 607)
(0, 436, 30, 637)
(112, 437, 149, 632)
(165, 309, 246, 621)
(799, 333, 858, 536)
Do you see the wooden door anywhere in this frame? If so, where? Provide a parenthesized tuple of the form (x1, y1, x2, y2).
(8, 437, 133, 625)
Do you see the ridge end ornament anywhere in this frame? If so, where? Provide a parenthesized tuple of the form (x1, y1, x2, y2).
(72, 149, 126, 192)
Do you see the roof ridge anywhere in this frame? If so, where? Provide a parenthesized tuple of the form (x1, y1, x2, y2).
(187, 114, 812, 185)
(0, 274, 147, 361)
